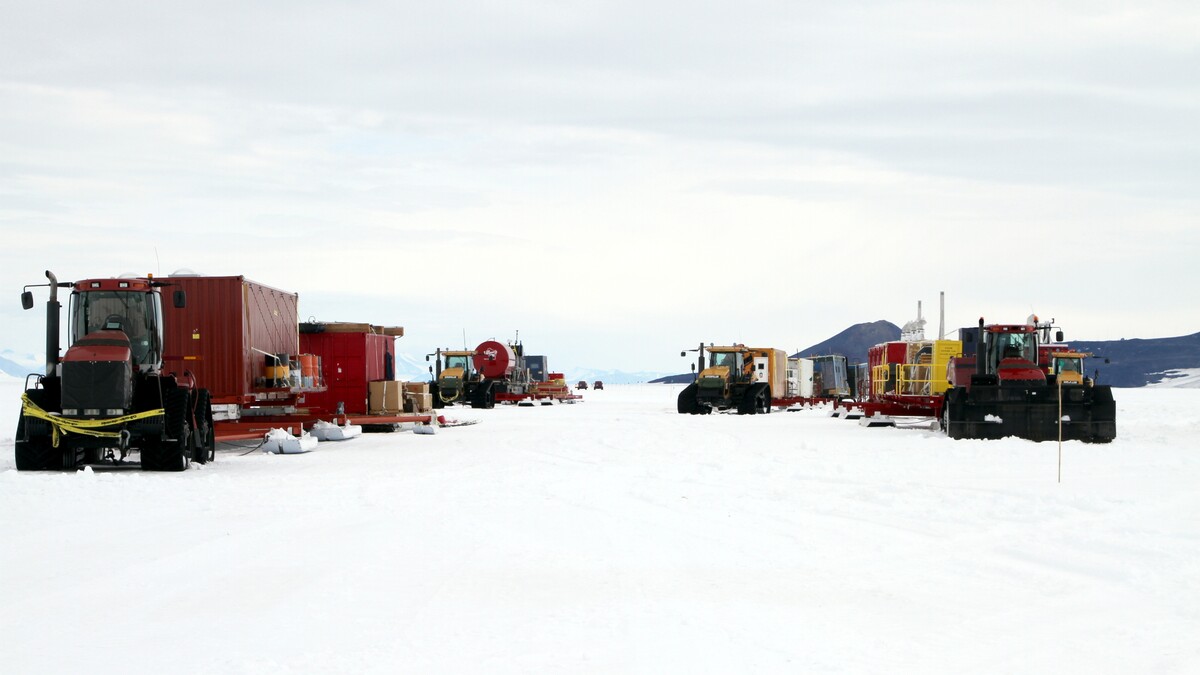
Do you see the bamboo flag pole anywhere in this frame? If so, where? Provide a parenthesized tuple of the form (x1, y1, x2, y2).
(1058, 376, 1063, 483)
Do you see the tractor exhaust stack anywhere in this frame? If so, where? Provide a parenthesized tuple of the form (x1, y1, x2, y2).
(44, 270, 61, 376)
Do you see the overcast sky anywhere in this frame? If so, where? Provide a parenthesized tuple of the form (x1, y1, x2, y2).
(1, 1, 1197, 373)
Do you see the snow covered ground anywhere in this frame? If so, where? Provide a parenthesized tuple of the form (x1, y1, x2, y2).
(2, 379, 1199, 674)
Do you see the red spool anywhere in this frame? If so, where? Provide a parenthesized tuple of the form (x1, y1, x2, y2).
(474, 340, 516, 379)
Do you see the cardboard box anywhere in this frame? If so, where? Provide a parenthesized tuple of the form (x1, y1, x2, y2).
(404, 392, 433, 413)
(369, 381, 403, 413)
(403, 381, 429, 395)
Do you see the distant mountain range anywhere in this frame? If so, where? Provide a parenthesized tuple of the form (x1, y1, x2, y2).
(562, 368, 671, 385)
(649, 322, 1200, 388)
(0, 350, 39, 380)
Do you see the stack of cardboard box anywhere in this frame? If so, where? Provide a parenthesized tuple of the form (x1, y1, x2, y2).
(366, 381, 434, 414)
(404, 382, 432, 413)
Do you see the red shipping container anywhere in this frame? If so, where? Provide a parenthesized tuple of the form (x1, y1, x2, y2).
(161, 275, 299, 405)
(300, 331, 397, 416)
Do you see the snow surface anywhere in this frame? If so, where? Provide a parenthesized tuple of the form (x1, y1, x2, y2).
(2, 383, 1199, 674)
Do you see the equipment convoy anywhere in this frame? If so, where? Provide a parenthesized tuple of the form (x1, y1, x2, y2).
(15, 271, 214, 471)
(941, 319, 1116, 443)
(10, 270, 1120, 471)
(427, 340, 579, 408)
(679, 310, 1116, 443)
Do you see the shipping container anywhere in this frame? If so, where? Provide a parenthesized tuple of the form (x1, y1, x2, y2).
(526, 355, 548, 383)
(300, 327, 398, 416)
(161, 275, 300, 406)
(745, 347, 787, 399)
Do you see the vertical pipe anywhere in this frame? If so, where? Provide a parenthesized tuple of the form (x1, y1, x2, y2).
(976, 317, 985, 378)
(939, 291, 945, 340)
(44, 270, 61, 377)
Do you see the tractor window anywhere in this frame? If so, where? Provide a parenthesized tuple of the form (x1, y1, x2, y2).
(71, 291, 158, 367)
(993, 332, 1035, 363)
(446, 355, 471, 371)
(708, 352, 740, 369)
(1056, 357, 1082, 374)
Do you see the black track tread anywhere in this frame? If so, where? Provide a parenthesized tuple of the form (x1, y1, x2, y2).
(15, 389, 54, 470)
(192, 389, 214, 464)
(143, 388, 190, 472)
(677, 383, 700, 414)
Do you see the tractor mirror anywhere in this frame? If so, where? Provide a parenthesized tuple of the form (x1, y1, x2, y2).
(1056, 330, 1064, 342)
(425, 354, 430, 361)
(680, 351, 686, 357)
(21, 291, 34, 310)
(428, 366, 433, 374)
(173, 289, 187, 308)
(691, 363, 696, 372)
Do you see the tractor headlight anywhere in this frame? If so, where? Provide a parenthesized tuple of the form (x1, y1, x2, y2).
(62, 408, 79, 416)
(84, 408, 101, 416)
(105, 408, 124, 416)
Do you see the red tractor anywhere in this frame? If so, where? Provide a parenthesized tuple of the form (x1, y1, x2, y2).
(942, 319, 1115, 442)
(15, 271, 215, 471)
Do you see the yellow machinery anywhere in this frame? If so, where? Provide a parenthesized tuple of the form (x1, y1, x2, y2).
(677, 343, 785, 415)
(1048, 351, 1092, 386)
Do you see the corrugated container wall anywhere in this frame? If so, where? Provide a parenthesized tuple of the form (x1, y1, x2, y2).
(161, 276, 299, 404)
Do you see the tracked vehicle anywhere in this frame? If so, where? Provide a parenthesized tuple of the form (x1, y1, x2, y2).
(676, 344, 780, 415)
(16, 271, 214, 471)
(942, 319, 1115, 443)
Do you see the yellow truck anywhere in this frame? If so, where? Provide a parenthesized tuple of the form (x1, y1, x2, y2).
(1047, 350, 1092, 386)
(677, 343, 786, 415)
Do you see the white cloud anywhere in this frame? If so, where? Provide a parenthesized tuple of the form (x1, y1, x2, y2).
(1, 1, 1197, 371)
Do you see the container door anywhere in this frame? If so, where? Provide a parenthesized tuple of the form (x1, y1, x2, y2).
(753, 357, 769, 384)
(800, 359, 814, 397)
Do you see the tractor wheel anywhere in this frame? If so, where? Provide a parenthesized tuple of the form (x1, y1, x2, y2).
(736, 394, 754, 415)
(677, 383, 700, 415)
(469, 383, 494, 409)
(15, 389, 55, 470)
(431, 383, 445, 409)
(737, 384, 764, 415)
(143, 388, 191, 472)
(191, 389, 215, 464)
(738, 383, 770, 415)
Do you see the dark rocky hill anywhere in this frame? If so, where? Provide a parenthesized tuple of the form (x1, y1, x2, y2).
(790, 320, 900, 364)
(650, 321, 900, 384)
(1070, 332, 1200, 387)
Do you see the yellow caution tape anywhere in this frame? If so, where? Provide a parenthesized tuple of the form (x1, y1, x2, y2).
(20, 393, 165, 448)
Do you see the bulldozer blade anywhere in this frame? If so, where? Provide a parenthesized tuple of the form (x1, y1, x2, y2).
(944, 384, 1116, 443)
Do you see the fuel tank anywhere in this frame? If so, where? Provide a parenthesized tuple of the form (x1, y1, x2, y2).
(473, 341, 517, 380)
